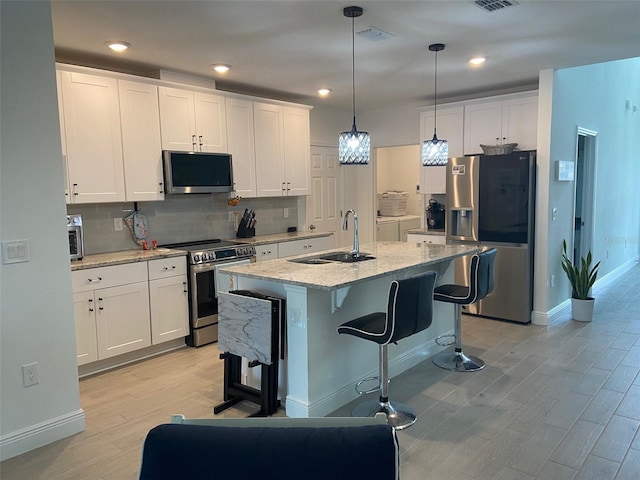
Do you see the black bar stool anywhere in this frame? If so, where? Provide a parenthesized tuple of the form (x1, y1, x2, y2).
(432, 248, 496, 372)
(337, 271, 437, 429)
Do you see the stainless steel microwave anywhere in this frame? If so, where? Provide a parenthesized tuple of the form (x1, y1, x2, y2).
(163, 151, 234, 194)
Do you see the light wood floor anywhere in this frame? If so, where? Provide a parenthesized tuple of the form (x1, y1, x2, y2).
(2, 264, 639, 480)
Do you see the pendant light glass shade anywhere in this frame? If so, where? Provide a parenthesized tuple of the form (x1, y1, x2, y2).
(422, 43, 448, 167)
(339, 6, 370, 165)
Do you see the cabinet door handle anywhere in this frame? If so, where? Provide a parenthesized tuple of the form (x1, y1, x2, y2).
(199, 135, 203, 148)
(287, 182, 291, 192)
(98, 297, 104, 310)
(162, 265, 177, 271)
(88, 276, 102, 283)
(73, 183, 78, 196)
(192, 134, 197, 150)
(183, 281, 188, 293)
(159, 182, 163, 194)
(282, 182, 286, 192)
(88, 298, 94, 312)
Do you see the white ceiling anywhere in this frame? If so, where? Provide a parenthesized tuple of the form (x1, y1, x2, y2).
(51, 0, 640, 111)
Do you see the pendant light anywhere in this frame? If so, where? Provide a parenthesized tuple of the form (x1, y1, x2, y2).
(339, 6, 370, 165)
(421, 43, 448, 166)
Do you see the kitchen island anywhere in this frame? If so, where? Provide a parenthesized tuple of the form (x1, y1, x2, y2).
(219, 241, 477, 417)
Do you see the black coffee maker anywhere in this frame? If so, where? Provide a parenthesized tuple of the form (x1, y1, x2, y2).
(426, 199, 445, 230)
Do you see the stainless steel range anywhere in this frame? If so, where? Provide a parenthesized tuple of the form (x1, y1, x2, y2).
(162, 239, 256, 347)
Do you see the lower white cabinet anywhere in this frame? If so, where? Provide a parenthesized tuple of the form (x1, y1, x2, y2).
(148, 258, 189, 345)
(376, 221, 399, 241)
(406, 233, 446, 245)
(95, 281, 151, 359)
(255, 243, 278, 262)
(71, 256, 188, 367)
(277, 236, 332, 258)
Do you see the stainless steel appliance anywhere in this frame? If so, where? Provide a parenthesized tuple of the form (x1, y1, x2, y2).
(67, 214, 84, 261)
(446, 151, 535, 324)
(426, 199, 445, 230)
(162, 239, 256, 346)
(163, 150, 234, 194)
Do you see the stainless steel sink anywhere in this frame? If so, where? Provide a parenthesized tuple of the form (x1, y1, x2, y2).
(317, 252, 375, 263)
(288, 251, 375, 264)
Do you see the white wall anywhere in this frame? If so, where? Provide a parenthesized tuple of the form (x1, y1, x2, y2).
(0, 1, 84, 460)
(535, 58, 640, 317)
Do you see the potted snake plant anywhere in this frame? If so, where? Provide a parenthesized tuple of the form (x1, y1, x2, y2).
(561, 239, 600, 322)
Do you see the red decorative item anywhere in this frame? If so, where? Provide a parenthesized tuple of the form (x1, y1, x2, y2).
(142, 240, 149, 250)
(152, 240, 158, 249)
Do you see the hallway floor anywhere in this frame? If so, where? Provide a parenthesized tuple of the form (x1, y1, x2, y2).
(1, 264, 639, 479)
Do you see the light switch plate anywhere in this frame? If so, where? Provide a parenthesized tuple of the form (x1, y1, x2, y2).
(555, 160, 575, 181)
(2, 239, 30, 264)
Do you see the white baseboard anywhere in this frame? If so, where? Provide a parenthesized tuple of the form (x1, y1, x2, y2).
(285, 338, 442, 418)
(532, 259, 638, 326)
(0, 409, 85, 461)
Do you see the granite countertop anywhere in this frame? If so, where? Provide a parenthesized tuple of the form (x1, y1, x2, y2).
(376, 214, 421, 224)
(407, 228, 446, 236)
(220, 241, 476, 290)
(233, 231, 333, 246)
(70, 248, 187, 271)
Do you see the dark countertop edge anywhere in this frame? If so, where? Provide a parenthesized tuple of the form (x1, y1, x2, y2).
(70, 249, 187, 271)
(232, 231, 333, 246)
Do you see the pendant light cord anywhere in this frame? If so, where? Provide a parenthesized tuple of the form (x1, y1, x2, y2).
(351, 15, 356, 130)
(433, 48, 438, 137)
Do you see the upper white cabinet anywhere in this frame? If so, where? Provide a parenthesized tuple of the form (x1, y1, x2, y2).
(118, 80, 164, 201)
(463, 94, 538, 155)
(254, 102, 311, 197)
(283, 106, 311, 196)
(225, 97, 257, 197)
(419, 106, 464, 194)
(158, 86, 228, 153)
(59, 71, 126, 203)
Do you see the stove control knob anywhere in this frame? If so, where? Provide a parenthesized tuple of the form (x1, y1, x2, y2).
(208, 252, 215, 261)
(193, 254, 200, 263)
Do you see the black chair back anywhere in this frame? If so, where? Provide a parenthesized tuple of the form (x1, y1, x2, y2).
(472, 248, 496, 302)
(387, 271, 437, 344)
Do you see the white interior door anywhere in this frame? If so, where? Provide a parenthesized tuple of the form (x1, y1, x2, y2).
(308, 146, 343, 248)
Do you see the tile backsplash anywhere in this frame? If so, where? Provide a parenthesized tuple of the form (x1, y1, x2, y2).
(68, 194, 300, 254)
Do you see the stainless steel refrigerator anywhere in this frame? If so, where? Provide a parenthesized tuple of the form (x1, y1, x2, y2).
(446, 151, 535, 324)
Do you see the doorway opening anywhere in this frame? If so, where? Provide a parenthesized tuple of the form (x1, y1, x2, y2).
(573, 127, 598, 264)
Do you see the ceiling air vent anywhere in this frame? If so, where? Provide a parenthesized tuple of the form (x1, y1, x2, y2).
(473, 0, 519, 12)
(356, 27, 394, 42)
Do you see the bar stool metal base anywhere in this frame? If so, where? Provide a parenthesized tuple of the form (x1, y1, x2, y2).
(432, 349, 485, 372)
(352, 399, 417, 430)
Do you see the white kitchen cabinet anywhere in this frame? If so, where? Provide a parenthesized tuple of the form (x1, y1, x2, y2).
(406, 233, 446, 245)
(376, 220, 399, 241)
(419, 106, 464, 195)
(254, 102, 311, 197)
(283, 106, 311, 196)
(158, 86, 228, 153)
(463, 94, 538, 155)
(59, 70, 125, 203)
(118, 80, 164, 201)
(148, 257, 189, 345)
(255, 243, 278, 262)
(398, 216, 422, 242)
(73, 291, 98, 366)
(277, 236, 332, 258)
(225, 97, 257, 197)
(71, 262, 151, 364)
(96, 281, 151, 359)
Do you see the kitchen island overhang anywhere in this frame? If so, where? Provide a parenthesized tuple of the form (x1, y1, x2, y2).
(218, 241, 477, 418)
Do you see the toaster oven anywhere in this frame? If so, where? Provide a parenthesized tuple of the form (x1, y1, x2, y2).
(67, 214, 84, 261)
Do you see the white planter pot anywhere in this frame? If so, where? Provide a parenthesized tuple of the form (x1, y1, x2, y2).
(571, 297, 595, 322)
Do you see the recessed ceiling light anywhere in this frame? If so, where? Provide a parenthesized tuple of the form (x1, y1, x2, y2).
(211, 64, 231, 73)
(318, 88, 331, 96)
(105, 41, 130, 53)
(469, 56, 487, 66)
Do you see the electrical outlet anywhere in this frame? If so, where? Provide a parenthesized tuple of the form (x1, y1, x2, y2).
(113, 217, 123, 231)
(22, 362, 39, 387)
(283, 208, 289, 218)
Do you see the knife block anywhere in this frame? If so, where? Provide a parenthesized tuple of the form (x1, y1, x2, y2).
(236, 218, 255, 238)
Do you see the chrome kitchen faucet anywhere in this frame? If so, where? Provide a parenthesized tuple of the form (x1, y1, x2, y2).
(343, 209, 360, 257)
